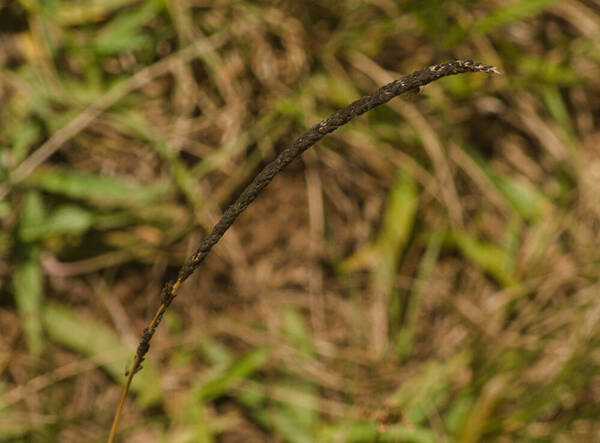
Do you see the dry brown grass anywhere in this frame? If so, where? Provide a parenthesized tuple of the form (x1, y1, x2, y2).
(1, 1, 600, 441)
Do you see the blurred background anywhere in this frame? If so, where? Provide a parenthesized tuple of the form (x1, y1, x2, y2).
(1, 0, 599, 441)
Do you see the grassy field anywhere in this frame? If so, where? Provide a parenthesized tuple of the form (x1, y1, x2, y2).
(1, 0, 600, 441)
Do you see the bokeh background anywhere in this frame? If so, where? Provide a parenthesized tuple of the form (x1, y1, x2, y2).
(1, 0, 600, 441)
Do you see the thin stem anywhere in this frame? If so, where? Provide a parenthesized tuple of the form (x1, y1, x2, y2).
(107, 59, 499, 442)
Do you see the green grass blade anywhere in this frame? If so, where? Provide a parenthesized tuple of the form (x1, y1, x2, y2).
(42, 303, 163, 407)
(446, 231, 517, 287)
(386, 352, 470, 427)
(18, 205, 94, 242)
(281, 306, 315, 357)
(25, 168, 172, 207)
(464, 147, 551, 221)
(93, 2, 162, 54)
(397, 228, 443, 360)
(472, 0, 557, 34)
(380, 424, 438, 443)
(13, 247, 44, 357)
(376, 170, 419, 255)
(192, 348, 269, 402)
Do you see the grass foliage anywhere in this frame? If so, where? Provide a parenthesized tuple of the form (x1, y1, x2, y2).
(1, 0, 599, 441)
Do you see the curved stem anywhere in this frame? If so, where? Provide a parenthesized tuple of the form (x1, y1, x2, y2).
(107, 59, 498, 442)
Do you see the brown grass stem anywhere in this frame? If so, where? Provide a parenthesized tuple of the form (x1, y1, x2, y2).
(107, 59, 498, 442)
